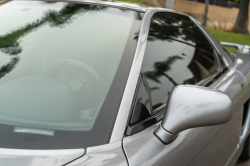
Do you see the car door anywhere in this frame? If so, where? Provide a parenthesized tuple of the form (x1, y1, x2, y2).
(122, 11, 249, 166)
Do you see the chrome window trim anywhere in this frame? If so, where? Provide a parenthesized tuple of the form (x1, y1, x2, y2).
(188, 18, 227, 64)
(185, 15, 228, 86)
(229, 53, 238, 70)
(189, 17, 231, 68)
(221, 42, 245, 52)
(109, 8, 226, 142)
(184, 15, 227, 85)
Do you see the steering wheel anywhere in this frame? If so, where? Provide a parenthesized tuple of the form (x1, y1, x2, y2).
(45, 59, 108, 108)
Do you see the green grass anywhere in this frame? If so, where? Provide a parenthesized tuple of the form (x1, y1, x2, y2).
(206, 27, 250, 52)
(117, 0, 143, 4)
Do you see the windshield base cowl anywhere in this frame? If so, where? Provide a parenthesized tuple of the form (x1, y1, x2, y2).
(0, 148, 85, 166)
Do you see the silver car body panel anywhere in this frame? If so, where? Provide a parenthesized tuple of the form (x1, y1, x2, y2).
(190, 57, 250, 166)
(159, 85, 233, 135)
(123, 67, 249, 166)
(66, 141, 127, 166)
(0, 148, 84, 166)
(221, 42, 250, 54)
(231, 52, 250, 94)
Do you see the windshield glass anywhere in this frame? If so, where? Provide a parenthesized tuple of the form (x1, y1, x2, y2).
(0, 1, 142, 149)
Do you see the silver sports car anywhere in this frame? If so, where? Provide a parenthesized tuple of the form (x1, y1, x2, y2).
(0, 0, 250, 165)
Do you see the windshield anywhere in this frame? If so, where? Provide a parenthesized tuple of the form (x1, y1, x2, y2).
(0, 1, 142, 149)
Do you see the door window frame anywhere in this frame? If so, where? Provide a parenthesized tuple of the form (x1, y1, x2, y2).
(125, 11, 227, 136)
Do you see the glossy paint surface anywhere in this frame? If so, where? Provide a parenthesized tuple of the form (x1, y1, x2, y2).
(123, 69, 248, 166)
(124, 121, 210, 166)
(187, 52, 250, 165)
(221, 42, 250, 54)
(161, 85, 233, 135)
(154, 124, 177, 144)
(231, 52, 250, 99)
(0, 148, 84, 166)
(66, 141, 127, 166)
(190, 69, 248, 165)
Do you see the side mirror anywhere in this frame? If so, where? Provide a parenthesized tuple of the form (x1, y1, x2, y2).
(155, 85, 233, 144)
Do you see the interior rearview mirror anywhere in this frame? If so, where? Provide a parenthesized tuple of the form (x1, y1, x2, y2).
(154, 85, 233, 144)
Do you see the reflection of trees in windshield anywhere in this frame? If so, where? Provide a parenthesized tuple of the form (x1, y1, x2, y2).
(144, 55, 183, 86)
(0, 4, 107, 55)
(142, 12, 216, 86)
(141, 12, 217, 110)
(134, 12, 144, 20)
(0, 3, 107, 79)
(143, 55, 183, 110)
(183, 77, 196, 84)
(148, 13, 212, 49)
(134, 12, 214, 50)
(0, 57, 20, 79)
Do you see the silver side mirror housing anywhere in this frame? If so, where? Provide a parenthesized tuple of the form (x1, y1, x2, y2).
(155, 85, 233, 144)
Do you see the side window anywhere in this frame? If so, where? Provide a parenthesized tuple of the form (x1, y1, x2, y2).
(141, 12, 218, 111)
